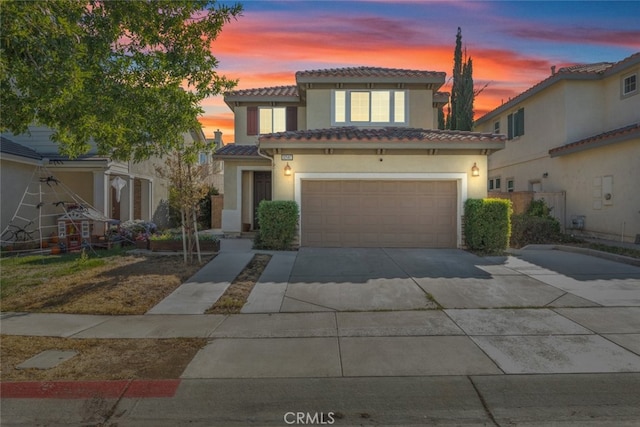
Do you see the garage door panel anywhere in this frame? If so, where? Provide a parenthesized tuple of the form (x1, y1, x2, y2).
(301, 180, 456, 248)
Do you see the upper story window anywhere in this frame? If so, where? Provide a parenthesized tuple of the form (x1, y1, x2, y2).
(247, 106, 297, 136)
(260, 107, 286, 134)
(198, 152, 209, 165)
(333, 90, 406, 125)
(622, 73, 637, 97)
(507, 108, 525, 140)
(493, 121, 500, 134)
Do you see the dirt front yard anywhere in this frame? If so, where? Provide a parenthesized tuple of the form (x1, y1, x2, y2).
(1, 247, 271, 381)
(1, 250, 214, 315)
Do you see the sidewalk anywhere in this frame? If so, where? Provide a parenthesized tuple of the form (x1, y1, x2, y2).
(2, 240, 640, 425)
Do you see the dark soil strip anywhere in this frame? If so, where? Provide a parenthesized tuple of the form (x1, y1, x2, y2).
(206, 254, 272, 314)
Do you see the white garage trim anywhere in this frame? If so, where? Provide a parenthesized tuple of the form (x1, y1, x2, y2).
(294, 172, 468, 247)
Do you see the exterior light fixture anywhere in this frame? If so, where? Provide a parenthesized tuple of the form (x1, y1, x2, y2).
(471, 162, 480, 177)
(284, 163, 292, 176)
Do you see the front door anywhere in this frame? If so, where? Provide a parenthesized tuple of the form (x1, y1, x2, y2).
(253, 171, 272, 229)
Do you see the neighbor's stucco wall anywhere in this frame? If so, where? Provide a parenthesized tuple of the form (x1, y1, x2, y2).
(555, 138, 640, 241)
(603, 64, 640, 131)
(1, 160, 38, 233)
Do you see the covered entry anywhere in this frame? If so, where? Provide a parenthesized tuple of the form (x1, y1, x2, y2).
(301, 180, 457, 248)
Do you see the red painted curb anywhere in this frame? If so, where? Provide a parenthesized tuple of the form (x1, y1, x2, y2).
(0, 379, 181, 399)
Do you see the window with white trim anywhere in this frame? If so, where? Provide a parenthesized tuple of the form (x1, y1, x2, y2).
(494, 121, 500, 134)
(622, 73, 637, 97)
(333, 90, 407, 125)
(488, 177, 501, 191)
(507, 178, 514, 193)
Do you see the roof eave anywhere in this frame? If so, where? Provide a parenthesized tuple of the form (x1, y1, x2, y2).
(549, 130, 640, 158)
(259, 140, 505, 152)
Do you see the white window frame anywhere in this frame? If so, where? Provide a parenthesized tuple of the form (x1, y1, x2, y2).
(622, 73, 637, 98)
(259, 107, 286, 134)
(332, 90, 408, 126)
(507, 178, 514, 193)
(493, 121, 500, 134)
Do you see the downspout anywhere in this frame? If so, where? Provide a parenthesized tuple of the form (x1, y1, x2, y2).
(256, 141, 274, 228)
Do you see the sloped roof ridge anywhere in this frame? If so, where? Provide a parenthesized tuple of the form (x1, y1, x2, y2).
(226, 85, 298, 97)
(296, 66, 445, 78)
(0, 136, 42, 160)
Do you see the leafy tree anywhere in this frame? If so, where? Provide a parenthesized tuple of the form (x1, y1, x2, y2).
(1, 0, 242, 161)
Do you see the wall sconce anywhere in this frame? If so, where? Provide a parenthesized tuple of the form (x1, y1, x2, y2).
(471, 162, 480, 177)
(543, 172, 549, 178)
(284, 163, 292, 176)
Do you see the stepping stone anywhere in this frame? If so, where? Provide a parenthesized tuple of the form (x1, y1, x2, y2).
(17, 350, 78, 370)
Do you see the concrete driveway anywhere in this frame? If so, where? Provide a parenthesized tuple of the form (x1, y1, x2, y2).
(243, 246, 640, 313)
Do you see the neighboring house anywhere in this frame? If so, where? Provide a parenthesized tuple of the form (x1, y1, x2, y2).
(1, 126, 175, 237)
(475, 52, 640, 243)
(214, 66, 505, 248)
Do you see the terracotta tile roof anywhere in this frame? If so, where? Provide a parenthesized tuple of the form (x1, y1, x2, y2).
(214, 144, 259, 157)
(226, 85, 298, 98)
(557, 62, 613, 74)
(296, 66, 445, 80)
(259, 127, 505, 143)
(549, 123, 640, 157)
(0, 136, 42, 160)
(476, 52, 640, 124)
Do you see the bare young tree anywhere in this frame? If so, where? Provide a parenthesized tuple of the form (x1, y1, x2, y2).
(156, 149, 208, 264)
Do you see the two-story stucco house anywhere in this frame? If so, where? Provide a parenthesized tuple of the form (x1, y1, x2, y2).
(214, 66, 505, 248)
(475, 52, 640, 243)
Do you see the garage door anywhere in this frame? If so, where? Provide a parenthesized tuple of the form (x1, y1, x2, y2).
(301, 180, 457, 248)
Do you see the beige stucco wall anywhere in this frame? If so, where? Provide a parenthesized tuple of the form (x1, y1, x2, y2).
(305, 88, 435, 130)
(271, 153, 487, 201)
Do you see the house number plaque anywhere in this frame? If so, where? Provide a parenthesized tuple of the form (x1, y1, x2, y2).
(281, 154, 293, 161)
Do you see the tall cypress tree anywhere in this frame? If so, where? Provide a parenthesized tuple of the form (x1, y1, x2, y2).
(448, 27, 475, 131)
(449, 27, 463, 130)
(458, 57, 474, 131)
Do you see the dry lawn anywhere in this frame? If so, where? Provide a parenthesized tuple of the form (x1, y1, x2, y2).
(0, 335, 207, 381)
(1, 252, 214, 315)
(207, 253, 272, 314)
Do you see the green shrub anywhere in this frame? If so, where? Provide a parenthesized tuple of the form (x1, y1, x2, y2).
(255, 200, 299, 250)
(510, 199, 562, 248)
(510, 214, 561, 248)
(526, 199, 552, 218)
(464, 198, 512, 254)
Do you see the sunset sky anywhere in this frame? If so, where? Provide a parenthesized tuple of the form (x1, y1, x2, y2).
(200, 0, 640, 143)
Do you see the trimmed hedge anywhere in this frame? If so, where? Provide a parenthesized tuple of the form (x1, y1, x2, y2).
(254, 200, 299, 250)
(464, 198, 512, 254)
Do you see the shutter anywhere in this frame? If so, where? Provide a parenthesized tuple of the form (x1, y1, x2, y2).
(516, 108, 525, 137)
(507, 113, 513, 140)
(286, 106, 298, 131)
(247, 107, 258, 136)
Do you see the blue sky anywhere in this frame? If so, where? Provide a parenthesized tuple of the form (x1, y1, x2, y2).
(201, 0, 640, 141)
